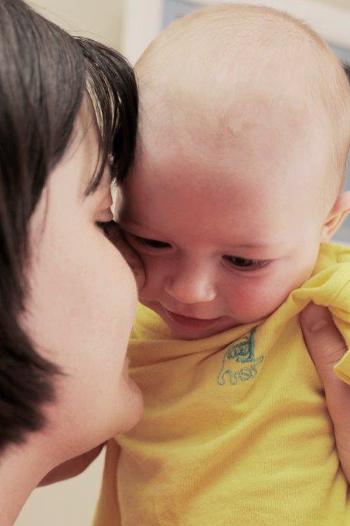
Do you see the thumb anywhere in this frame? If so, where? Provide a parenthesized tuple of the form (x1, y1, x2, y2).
(300, 303, 347, 385)
(300, 303, 350, 482)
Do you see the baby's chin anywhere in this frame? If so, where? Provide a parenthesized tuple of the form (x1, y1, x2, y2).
(165, 318, 255, 340)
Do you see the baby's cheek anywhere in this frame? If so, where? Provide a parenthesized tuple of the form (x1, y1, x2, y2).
(226, 278, 289, 323)
(138, 255, 162, 298)
(106, 228, 146, 292)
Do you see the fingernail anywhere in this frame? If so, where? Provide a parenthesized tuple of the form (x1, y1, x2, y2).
(301, 303, 331, 333)
(308, 320, 329, 333)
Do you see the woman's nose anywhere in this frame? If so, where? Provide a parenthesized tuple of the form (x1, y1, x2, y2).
(164, 266, 216, 304)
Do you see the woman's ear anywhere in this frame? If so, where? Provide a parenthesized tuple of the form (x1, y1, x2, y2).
(321, 191, 350, 241)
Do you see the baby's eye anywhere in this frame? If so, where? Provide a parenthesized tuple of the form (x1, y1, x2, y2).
(142, 238, 170, 249)
(223, 255, 269, 271)
(128, 234, 171, 250)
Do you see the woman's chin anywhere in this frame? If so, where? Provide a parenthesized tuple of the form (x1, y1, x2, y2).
(115, 373, 144, 435)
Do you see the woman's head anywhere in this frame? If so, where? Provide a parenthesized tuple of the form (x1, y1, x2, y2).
(0, 0, 141, 457)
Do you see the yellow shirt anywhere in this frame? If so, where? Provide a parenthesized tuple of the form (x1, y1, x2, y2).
(94, 243, 350, 526)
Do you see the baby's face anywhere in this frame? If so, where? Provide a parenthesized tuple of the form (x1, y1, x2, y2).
(120, 107, 331, 339)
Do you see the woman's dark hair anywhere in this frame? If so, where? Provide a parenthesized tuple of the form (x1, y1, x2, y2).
(345, 64, 350, 83)
(0, 0, 138, 452)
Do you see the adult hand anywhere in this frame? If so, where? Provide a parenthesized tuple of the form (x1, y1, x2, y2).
(105, 221, 145, 290)
(300, 303, 350, 481)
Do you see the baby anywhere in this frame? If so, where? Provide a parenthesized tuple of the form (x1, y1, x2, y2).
(94, 5, 350, 525)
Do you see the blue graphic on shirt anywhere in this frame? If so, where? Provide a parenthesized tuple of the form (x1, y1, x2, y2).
(217, 329, 263, 385)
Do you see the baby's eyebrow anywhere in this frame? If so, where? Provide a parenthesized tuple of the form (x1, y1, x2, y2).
(224, 241, 287, 258)
(119, 220, 164, 237)
(229, 242, 279, 249)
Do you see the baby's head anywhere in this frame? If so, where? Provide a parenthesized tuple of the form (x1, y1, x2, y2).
(120, 5, 350, 339)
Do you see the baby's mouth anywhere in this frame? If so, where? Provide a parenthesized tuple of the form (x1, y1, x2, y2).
(163, 308, 223, 328)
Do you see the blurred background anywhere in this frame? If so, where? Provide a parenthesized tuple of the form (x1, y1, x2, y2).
(17, 0, 350, 524)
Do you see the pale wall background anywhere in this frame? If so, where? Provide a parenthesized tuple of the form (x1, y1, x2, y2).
(29, 0, 123, 48)
(17, 1, 350, 525)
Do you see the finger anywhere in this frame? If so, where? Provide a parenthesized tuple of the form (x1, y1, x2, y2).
(300, 303, 350, 425)
(300, 303, 347, 384)
(300, 303, 350, 482)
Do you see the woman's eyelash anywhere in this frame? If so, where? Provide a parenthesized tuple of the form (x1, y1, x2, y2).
(96, 221, 110, 235)
(223, 255, 269, 270)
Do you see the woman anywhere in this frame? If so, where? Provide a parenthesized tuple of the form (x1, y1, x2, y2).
(0, 0, 142, 523)
(0, 1, 348, 525)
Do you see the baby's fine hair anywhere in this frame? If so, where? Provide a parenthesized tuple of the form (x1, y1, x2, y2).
(137, 4, 350, 189)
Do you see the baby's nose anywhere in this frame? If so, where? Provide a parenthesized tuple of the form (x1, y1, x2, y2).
(164, 268, 216, 304)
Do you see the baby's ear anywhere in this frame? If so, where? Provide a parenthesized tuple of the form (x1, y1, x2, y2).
(321, 191, 350, 241)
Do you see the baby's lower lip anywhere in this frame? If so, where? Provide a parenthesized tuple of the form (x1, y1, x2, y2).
(164, 309, 221, 328)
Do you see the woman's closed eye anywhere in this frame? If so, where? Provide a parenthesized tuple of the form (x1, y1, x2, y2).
(95, 220, 116, 240)
(223, 255, 270, 271)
